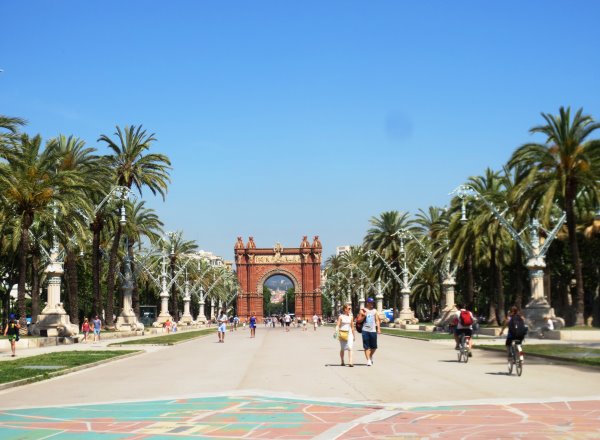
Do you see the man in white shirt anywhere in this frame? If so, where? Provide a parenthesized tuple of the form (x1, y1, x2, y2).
(217, 310, 228, 343)
(312, 314, 319, 331)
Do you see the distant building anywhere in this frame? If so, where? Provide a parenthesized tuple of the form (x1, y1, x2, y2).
(188, 250, 228, 268)
(336, 245, 351, 256)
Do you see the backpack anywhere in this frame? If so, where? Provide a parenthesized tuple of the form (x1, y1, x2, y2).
(509, 314, 527, 339)
(459, 310, 473, 326)
(355, 316, 363, 334)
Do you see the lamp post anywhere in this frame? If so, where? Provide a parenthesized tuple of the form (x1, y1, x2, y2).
(179, 268, 193, 325)
(452, 184, 567, 330)
(367, 235, 431, 325)
(31, 206, 79, 337)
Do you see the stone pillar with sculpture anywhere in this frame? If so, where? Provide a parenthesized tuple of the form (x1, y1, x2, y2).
(31, 248, 79, 337)
(179, 272, 193, 325)
(115, 254, 144, 331)
(153, 256, 172, 326)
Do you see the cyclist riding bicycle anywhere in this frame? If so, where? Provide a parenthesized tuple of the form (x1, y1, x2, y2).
(453, 304, 475, 356)
(499, 305, 528, 358)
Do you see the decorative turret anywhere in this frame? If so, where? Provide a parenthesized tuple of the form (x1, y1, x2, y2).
(312, 236, 322, 250)
(300, 236, 311, 248)
(247, 236, 256, 249)
(235, 236, 245, 250)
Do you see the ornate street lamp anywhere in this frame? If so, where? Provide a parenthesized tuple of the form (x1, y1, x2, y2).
(451, 184, 567, 330)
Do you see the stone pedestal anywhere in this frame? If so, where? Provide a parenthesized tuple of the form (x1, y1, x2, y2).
(31, 253, 78, 337)
(115, 256, 144, 331)
(524, 258, 564, 331)
(434, 275, 458, 327)
(179, 295, 193, 325)
(395, 289, 418, 324)
(196, 300, 207, 324)
(153, 291, 172, 327)
(375, 279, 389, 323)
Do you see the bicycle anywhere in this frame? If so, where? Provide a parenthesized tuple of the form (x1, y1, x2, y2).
(457, 333, 471, 363)
(507, 339, 524, 376)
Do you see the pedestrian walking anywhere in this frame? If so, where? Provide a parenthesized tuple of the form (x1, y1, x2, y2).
(249, 312, 257, 338)
(81, 318, 90, 343)
(312, 314, 319, 331)
(357, 298, 381, 366)
(4, 314, 21, 357)
(164, 319, 172, 333)
(92, 315, 102, 342)
(284, 313, 291, 332)
(217, 309, 228, 343)
(335, 304, 355, 367)
(233, 315, 239, 331)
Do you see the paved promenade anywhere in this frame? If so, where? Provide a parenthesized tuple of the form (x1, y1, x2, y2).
(0, 326, 599, 438)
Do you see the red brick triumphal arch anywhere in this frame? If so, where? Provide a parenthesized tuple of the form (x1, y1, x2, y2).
(234, 236, 322, 322)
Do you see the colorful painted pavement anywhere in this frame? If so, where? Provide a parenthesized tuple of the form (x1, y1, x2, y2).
(0, 395, 599, 439)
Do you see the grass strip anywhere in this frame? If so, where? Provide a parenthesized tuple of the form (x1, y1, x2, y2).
(561, 326, 600, 331)
(0, 350, 139, 385)
(477, 344, 600, 367)
(110, 328, 216, 346)
(381, 328, 455, 340)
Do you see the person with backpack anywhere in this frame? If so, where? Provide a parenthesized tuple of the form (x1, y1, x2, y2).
(4, 313, 21, 357)
(453, 304, 475, 355)
(500, 306, 528, 357)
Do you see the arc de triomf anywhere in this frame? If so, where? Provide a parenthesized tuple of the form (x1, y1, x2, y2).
(234, 236, 323, 321)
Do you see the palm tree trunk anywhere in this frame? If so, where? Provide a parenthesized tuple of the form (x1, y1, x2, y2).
(128, 243, 140, 317)
(17, 213, 33, 333)
(565, 186, 585, 325)
(65, 248, 80, 325)
(91, 216, 104, 317)
(465, 253, 474, 305)
(487, 243, 499, 326)
(105, 222, 123, 327)
(170, 258, 178, 321)
(30, 252, 41, 324)
(514, 246, 524, 308)
(496, 263, 505, 323)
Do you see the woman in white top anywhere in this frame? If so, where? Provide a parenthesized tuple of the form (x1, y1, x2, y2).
(335, 304, 355, 367)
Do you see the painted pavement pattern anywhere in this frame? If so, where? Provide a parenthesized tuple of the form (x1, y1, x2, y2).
(0, 396, 598, 439)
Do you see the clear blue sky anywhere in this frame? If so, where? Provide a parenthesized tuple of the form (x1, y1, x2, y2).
(2, 1, 600, 260)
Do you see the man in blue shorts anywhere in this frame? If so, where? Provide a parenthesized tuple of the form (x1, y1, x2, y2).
(217, 309, 228, 343)
(92, 315, 102, 342)
(357, 298, 381, 366)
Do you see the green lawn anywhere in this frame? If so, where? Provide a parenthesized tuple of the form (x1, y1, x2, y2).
(561, 326, 600, 331)
(0, 350, 139, 384)
(110, 328, 216, 346)
(477, 344, 600, 367)
(381, 328, 455, 340)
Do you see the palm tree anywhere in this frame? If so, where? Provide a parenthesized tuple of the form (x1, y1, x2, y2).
(48, 135, 101, 325)
(163, 232, 197, 320)
(0, 134, 86, 330)
(123, 200, 163, 316)
(466, 169, 514, 324)
(98, 125, 171, 326)
(508, 107, 600, 325)
(364, 211, 412, 318)
(0, 115, 26, 155)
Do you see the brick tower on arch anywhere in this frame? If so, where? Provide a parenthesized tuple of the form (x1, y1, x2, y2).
(234, 236, 323, 322)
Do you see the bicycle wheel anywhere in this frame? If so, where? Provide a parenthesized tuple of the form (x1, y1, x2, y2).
(463, 348, 469, 364)
(507, 346, 514, 375)
(457, 350, 462, 362)
(516, 360, 523, 376)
